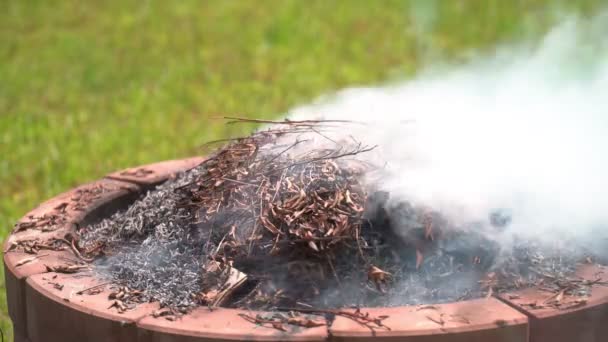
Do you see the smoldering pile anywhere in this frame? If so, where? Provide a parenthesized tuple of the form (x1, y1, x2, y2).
(78, 119, 599, 314)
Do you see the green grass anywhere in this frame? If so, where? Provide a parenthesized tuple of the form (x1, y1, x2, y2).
(0, 0, 603, 340)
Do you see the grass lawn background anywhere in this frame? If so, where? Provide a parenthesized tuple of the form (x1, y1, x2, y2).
(0, 0, 602, 340)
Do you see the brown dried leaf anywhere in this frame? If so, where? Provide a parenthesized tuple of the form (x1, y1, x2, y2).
(153, 308, 173, 318)
(555, 289, 565, 303)
(368, 265, 391, 282)
(45, 264, 88, 274)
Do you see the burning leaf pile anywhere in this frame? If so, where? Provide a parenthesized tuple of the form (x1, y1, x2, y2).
(77, 119, 602, 316)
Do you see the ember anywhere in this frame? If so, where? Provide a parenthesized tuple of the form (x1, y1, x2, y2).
(77, 119, 602, 316)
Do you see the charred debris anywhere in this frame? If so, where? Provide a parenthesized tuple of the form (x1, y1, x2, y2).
(74, 119, 602, 320)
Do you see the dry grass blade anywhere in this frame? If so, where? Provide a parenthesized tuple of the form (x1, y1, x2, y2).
(15, 254, 49, 267)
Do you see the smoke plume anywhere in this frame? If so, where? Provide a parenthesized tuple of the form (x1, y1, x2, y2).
(285, 12, 608, 260)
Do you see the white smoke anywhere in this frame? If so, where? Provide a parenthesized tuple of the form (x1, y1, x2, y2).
(285, 12, 608, 256)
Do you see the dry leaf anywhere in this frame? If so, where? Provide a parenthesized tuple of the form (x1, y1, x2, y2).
(368, 265, 391, 282)
(45, 264, 87, 273)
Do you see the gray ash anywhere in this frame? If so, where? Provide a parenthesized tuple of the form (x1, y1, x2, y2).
(79, 167, 209, 309)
